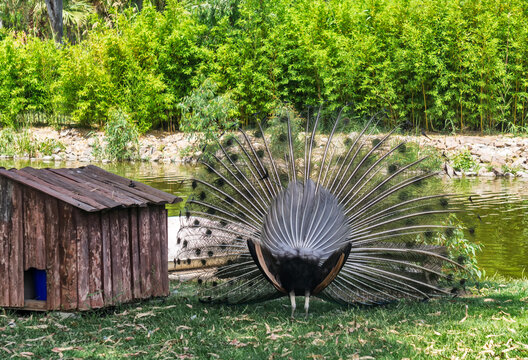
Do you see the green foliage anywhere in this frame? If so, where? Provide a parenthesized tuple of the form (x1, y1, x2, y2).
(3, 0, 528, 132)
(92, 109, 140, 161)
(265, 104, 304, 159)
(451, 149, 478, 172)
(178, 78, 237, 144)
(0, 127, 65, 157)
(434, 214, 485, 280)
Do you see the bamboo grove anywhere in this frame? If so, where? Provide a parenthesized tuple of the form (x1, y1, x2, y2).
(1, 0, 527, 133)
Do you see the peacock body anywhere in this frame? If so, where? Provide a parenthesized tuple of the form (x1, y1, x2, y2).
(175, 108, 494, 316)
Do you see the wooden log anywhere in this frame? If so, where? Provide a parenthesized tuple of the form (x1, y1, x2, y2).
(160, 207, 169, 296)
(87, 212, 104, 308)
(101, 214, 113, 305)
(59, 202, 78, 310)
(9, 184, 24, 307)
(129, 208, 141, 299)
(110, 210, 123, 302)
(74, 209, 90, 310)
(23, 188, 34, 271)
(119, 209, 132, 302)
(138, 207, 151, 298)
(150, 207, 162, 296)
(45, 198, 60, 310)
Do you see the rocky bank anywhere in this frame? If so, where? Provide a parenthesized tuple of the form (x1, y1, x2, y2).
(2, 127, 528, 178)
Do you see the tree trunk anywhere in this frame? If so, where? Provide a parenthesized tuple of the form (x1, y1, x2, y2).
(45, 0, 63, 43)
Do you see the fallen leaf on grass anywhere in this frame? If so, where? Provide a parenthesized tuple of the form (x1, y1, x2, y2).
(18, 352, 34, 358)
(228, 339, 248, 348)
(135, 311, 155, 320)
(483, 298, 495, 302)
(123, 351, 148, 357)
(52, 347, 83, 353)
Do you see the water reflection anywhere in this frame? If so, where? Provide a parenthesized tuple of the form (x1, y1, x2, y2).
(1, 159, 526, 278)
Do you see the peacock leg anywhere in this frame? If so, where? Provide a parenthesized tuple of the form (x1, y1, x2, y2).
(289, 290, 296, 318)
(304, 290, 310, 318)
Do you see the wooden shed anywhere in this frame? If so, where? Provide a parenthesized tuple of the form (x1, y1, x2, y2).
(0, 165, 181, 311)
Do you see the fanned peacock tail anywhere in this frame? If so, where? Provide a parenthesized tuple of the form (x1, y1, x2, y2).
(175, 107, 511, 315)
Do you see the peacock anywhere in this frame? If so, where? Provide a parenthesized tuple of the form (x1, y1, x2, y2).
(175, 107, 503, 317)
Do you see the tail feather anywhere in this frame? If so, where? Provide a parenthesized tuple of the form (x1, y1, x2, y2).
(175, 107, 522, 308)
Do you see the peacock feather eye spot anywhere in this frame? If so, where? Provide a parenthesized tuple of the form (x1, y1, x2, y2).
(176, 258, 181, 265)
(256, 149, 265, 158)
(229, 153, 238, 162)
(224, 137, 234, 147)
(227, 259, 234, 265)
(445, 228, 454, 237)
(206, 207, 216, 215)
(198, 278, 203, 285)
(219, 220, 227, 227)
(215, 178, 225, 187)
(193, 219, 200, 226)
(278, 133, 287, 143)
(212, 281, 218, 287)
(255, 129, 263, 138)
(199, 191, 206, 201)
(186, 258, 191, 265)
(468, 227, 475, 235)
(206, 229, 212, 236)
(372, 138, 381, 147)
(201, 259, 206, 265)
(185, 211, 191, 219)
(457, 255, 466, 264)
(424, 231, 433, 239)
(208, 250, 214, 257)
(439, 198, 449, 208)
(236, 235, 243, 241)
(191, 180, 197, 189)
(388, 163, 398, 174)
(220, 242, 227, 249)
(206, 165, 215, 174)
(177, 237, 181, 244)
(195, 249, 201, 256)
(398, 143, 407, 153)
(225, 196, 234, 204)
(344, 137, 352, 147)
(183, 240, 188, 248)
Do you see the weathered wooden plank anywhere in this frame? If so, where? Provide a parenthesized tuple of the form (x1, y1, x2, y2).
(119, 209, 132, 302)
(23, 189, 46, 271)
(45, 198, 60, 310)
(23, 188, 33, 271)
(84, 165, 180, 204)
(110, 210, 123, 303)
(87, 212, 104, 308)
(0, 169, 97, 212)
(0, 177, 11, 306)
(129, 208, 141, 299)
(33, 192, 47, 270)
(59, 202, 78, 310)
(138, 207, 151, 298)
(0, 220, 7, 306)
(74, 209, 90, 310)
(101, 214, 113, 305)
(9, 184, 24, 307)
(150, 208, 162, 297)
(160, 207, 169, 296)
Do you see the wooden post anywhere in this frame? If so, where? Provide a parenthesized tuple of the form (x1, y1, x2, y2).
(87, 212, 104, 308)
(59, 202, 77, 310)
(45, 198, 60, 310)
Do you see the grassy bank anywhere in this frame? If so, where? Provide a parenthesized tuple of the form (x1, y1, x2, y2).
(1, 279, 527, 359)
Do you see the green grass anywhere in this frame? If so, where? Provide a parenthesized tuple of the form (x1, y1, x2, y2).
(1, 279, 527, 359)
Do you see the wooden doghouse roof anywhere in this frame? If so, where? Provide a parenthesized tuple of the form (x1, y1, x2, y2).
(0, 165, 181, 212)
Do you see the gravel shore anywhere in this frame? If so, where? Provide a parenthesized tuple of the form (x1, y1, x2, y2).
(3, 127, 528, 178)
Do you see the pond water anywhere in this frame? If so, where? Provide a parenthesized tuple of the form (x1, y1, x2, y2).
(1, 159, 527, 279)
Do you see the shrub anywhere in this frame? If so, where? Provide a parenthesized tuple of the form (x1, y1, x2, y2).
(92, 109, 140, 161)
